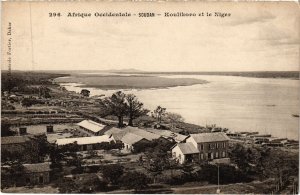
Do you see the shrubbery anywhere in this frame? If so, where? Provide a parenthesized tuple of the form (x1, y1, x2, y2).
(102, 164, 124, 184)
(119, 171, 150, 191)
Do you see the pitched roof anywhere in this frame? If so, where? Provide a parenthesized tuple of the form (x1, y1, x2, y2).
(104, 127, 127, 141)
(23, 162, 51, 173)
(104, 127, 123, 135)
(146, 129, 187, 142)
(121, 132, 146, 145)
(105, 126, 161, 143)
(189, 132, 230, 143)
(124, 126, 160, 141)
(176, 143, 199, 154)
(56, 135, 111, 146)
(77, 120, 105, 133)
(1, 135, 32, 145)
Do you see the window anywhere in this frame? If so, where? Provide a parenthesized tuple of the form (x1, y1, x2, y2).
(208, 144, 211, 149)
(216, 143, 219, 149)
(216, 152, 219, 158)
(200, 144, 204, 150)
(173, 152, 176, 157)
(39, 176, 44, 184)
(222, 151, 226, 157)
(179, 154, 181, 159)
(200, 153, 204, 160)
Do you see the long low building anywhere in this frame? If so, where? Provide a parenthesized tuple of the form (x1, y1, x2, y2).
(77, 120, 106, 136)
(56, 135, 112, 150)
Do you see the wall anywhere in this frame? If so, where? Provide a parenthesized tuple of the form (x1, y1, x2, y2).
(172, 146, 185, 164)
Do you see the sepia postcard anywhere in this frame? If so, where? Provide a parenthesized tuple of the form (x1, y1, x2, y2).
(1, 1, 299, 194)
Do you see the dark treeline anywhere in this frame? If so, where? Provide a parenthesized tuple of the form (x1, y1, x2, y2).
(1, 71, 69, 93)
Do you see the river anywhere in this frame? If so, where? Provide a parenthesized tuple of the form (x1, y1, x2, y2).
(59, 74, 299, 139)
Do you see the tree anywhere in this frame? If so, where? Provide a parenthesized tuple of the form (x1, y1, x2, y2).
(100, 91, 128, 127)
(144, 139, 175, 172)
(34, 134, 50, 160)
(9, 161, 25, 186)
(126, 94, 149, 126)
(1, 124, 16, 137)
(164, 112, 185, 128)
(39, 86, 51, 98)
(228, 143, 253, 173)
(119, 171, 150, 191)
(102, 164, 124, 184)
(21, 98, 39, 107)
(153, 106, 166, 124)
(80, 89, 90, 97)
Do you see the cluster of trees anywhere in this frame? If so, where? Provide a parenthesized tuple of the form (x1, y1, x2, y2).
(229, 143, 299, 182)
(1, 72, 65, 93)
(101, 164, 150, 191)
(1, 161, 26, 188)
(1, 124, 16, 137)
(80, 89, 90, 97)
(100, 91, 185, 129)
(100, 91, 149, 127)
(152, 106, 185, 128)
(21, 98, 45, 107)
(56, 163, 150, 193)
(56, 173, 108, 193)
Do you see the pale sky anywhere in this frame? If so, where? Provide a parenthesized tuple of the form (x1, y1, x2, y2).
(2, 2, 299, 71)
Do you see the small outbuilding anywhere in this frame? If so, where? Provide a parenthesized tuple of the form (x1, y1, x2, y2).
(121, 132, 151, 151)
(171, 142, 200, 164)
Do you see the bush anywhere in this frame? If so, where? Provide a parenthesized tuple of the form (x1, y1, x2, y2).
(95, 141, 124, 151)
(119, 171, 150, 191)
(102, 164, 124, 184)
(196, 164, 252, 184)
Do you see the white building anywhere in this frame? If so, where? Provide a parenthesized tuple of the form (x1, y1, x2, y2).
(56, 135, 112, 150)
(172, 132, 230, 164)
(171, 142, 199, 164)
(77, 120, 106, 136)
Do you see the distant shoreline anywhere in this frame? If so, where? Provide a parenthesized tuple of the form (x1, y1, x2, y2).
(113, 71, 299, 80)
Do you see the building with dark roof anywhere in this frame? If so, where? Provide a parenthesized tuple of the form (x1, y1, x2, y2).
(121, 132, 151, 151)
(1, 135, 36, 154)
(1, 135, 44, 163)
(1, 162, 51, 187)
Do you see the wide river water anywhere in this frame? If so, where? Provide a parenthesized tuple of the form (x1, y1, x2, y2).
(59, 75, 299, 139)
